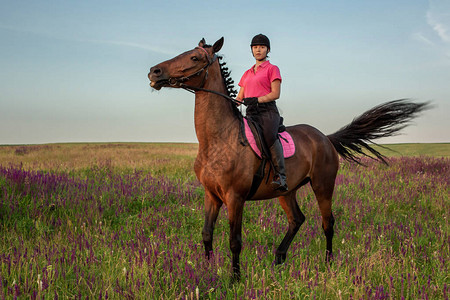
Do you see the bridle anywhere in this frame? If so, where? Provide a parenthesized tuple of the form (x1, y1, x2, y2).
(167, 47, 243, 105)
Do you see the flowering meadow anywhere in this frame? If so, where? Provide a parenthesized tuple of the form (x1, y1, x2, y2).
(0, 143, 448, 299)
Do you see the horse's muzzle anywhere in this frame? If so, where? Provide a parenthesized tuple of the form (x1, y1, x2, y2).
(148, 65, 167, 90)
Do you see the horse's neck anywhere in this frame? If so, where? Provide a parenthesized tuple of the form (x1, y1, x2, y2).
(194, 67, 239, 149)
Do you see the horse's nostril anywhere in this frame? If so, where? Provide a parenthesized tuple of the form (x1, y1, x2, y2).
(150, 67, 162, 76)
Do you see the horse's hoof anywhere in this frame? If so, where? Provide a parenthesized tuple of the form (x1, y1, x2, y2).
(231, 272, 241, 284)
(275, 253, 286, 265)
(325, 251, 333, 264)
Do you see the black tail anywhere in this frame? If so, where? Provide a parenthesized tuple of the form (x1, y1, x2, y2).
(327, 99, 431, 164)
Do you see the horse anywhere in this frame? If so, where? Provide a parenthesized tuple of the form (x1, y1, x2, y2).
(148, 37, 429, 280)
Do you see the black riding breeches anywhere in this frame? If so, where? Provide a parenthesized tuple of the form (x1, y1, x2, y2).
(246, 102, 280, 148)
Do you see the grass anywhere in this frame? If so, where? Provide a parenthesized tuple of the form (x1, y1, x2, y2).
(371, 143, 450, 157)
(0, 143, 198, 181)
(0, 143, 448, 299)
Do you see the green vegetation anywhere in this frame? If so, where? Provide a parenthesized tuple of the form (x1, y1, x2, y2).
(372, 143, 450, 157)
(0, 143, 198, 180)
(0, 143, 448, 299)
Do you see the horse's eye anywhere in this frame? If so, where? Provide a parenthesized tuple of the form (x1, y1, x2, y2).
(191, 56, 199, 62)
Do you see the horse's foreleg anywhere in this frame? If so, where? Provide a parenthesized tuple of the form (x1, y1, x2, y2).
(202, 191, 222, 259)
(227, 196, 245, 281)
(275, 192, 305, 264)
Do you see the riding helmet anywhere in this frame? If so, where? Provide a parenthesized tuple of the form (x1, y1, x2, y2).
(250, 34, 270, 50)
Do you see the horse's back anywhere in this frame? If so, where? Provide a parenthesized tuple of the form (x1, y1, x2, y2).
(287, 124, 336, 153)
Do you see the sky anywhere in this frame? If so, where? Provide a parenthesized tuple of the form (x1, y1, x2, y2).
(1, 0, 449, 145)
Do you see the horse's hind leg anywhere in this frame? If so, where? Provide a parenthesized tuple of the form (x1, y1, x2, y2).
(202, 191, 222, 259)
(275, 191, 306, 265)
(311, 179, 335, 262)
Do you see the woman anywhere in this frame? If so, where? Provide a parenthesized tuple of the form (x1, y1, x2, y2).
(237, 34, 288, 192)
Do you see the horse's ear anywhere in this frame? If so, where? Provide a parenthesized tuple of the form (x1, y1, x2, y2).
(213, 37, 224, 53)
(198, 38, 206, 48)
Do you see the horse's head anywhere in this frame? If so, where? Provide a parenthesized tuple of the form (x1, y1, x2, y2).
(148, 37, 224, 90)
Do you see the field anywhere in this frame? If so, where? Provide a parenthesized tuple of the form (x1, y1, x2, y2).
(0, 143, 448, 299)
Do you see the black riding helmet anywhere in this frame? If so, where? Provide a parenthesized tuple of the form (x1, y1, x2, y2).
(250, 34, 270, 51)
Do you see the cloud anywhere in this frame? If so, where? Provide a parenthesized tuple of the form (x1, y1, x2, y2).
(412, 32, 436, 46)
(426, 10, 450, 43)
(412, 1, 450, 61)
(0, 24, 176, 56)
(79, 38, 177, 55)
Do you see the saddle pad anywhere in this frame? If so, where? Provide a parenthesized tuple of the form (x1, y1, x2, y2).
(243, 118, 295, 159)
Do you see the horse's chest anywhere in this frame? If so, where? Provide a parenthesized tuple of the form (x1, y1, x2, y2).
(194, 156, 234, 190)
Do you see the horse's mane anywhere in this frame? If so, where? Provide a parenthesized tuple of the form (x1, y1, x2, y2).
(218, 55, 243, 118)
(216, 55, 237, 99)
(203, 45, 242, 119)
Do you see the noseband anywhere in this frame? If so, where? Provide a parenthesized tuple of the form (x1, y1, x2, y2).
(168, 47, 243, 105)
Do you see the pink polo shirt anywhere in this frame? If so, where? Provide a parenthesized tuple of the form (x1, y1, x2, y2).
(238, 61, 282, 98)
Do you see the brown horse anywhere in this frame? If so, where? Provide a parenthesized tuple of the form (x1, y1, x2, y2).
(148, 37, 429, 280)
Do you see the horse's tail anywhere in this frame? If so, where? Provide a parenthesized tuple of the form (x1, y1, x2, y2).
(327, 99, 431, 165)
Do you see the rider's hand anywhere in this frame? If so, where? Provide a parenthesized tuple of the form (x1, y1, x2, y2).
(243, 97, 259, 106)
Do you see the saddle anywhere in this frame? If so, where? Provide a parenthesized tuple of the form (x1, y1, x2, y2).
(242, 117, 295, 199)
(243, 117, 295, 159)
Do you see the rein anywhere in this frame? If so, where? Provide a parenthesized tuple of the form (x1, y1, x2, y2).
(180, 83, 243, 105)
(168, 47, 243, 105)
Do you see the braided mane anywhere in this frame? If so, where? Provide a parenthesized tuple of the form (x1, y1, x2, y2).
(203, 45, 242, 118)
(219, 55, 243, 119)
(217, 55, 238, 99)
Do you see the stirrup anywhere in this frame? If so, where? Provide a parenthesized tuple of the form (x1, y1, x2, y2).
(271, 175, 288, 191)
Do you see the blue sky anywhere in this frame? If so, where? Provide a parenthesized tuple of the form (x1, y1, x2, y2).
(1, 0, 449, 144)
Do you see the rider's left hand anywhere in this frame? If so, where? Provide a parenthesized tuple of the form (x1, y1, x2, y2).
(243, 97, 259, 106)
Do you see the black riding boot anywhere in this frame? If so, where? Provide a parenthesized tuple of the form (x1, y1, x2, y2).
(269, 139, 288, 191)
